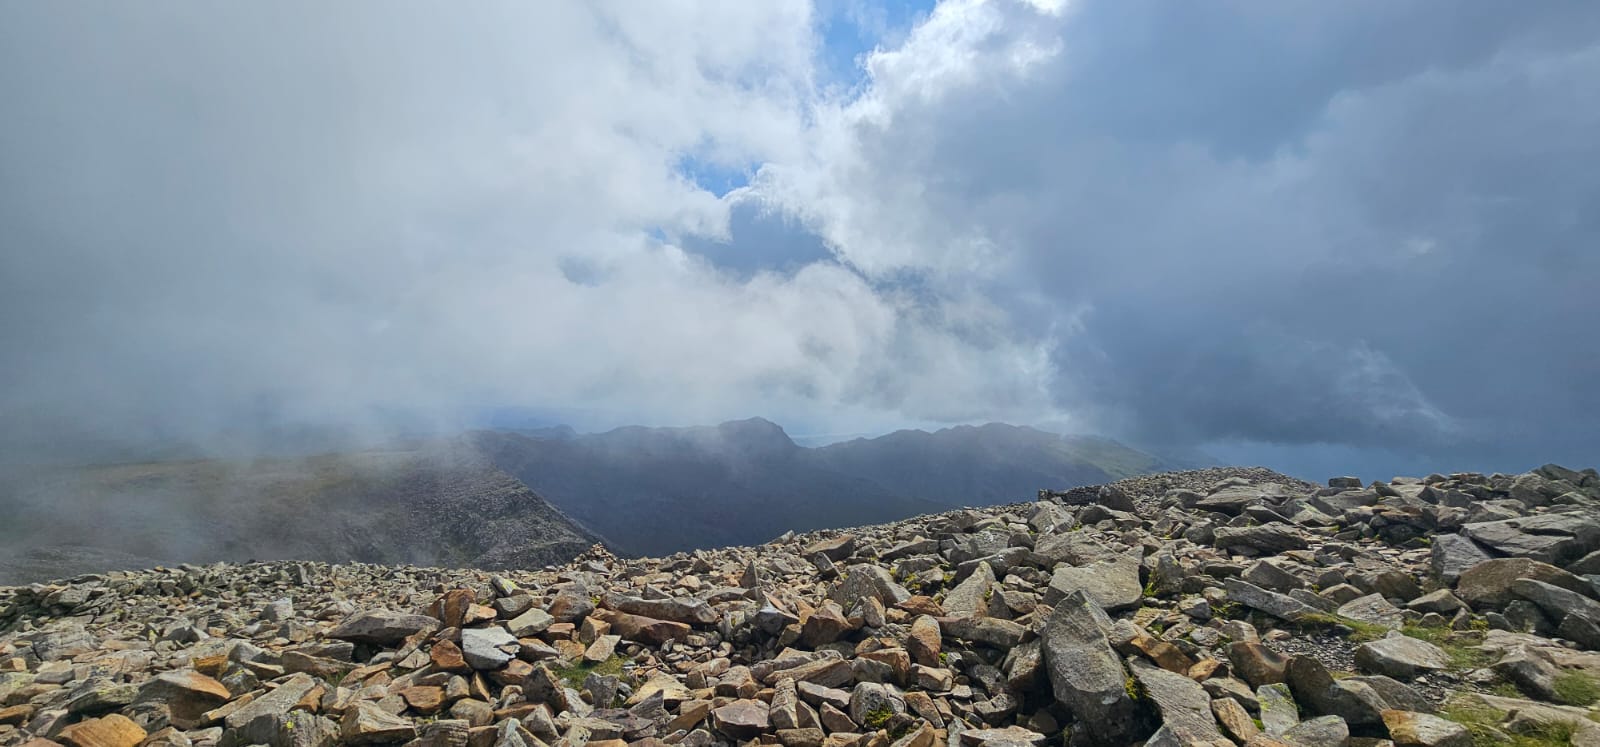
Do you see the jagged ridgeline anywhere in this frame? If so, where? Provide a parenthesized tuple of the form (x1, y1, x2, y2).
(3, 465, 1599, 747)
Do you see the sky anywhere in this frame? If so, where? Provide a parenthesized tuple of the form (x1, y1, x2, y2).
(1, 1, 1597, 479)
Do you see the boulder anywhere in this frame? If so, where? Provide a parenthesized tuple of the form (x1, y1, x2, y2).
(1040, 592, 1138, 744)
(327, 610, 439, 645)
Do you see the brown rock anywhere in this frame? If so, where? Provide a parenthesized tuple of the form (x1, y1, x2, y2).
(398, 686, 446, 714)
(712, 699, 771, 738)
(57, 714, 147, 747)
(896, 596, 946, 617)
(430, 639, 470, 672)
(907, 616, 941, 666)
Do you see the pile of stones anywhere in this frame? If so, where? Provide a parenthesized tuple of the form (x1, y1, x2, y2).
(2, 464, 1599, 747)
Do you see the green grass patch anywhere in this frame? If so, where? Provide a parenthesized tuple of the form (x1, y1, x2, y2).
(863, 706, 895, 730)
(553, 654, 627, 689)
(1399, 624, 1495, 670)
(1296, 612, 1390, 643)
(1552, 670, 1600, 706)
(1441, 694, 1582, 747)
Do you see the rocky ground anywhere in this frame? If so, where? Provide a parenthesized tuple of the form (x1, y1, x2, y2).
(3, 465, 1600, 747)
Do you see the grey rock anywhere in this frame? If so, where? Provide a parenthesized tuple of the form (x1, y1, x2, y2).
(1040, 591, 1137, 744)
(1455, 557, 1593, 608)
(1129, 659, 1228, 747)
(1433, 534, 1491, 588)
(460, 626, 518, 670)
(1044, 555, 1143, 613)
(506, 608, 554, 637)
(943, 561, 994, 617)
(1258, 683, 1299, 736)
(1354, 634, 1450, 679)
(1462, 512, 1600, 566)
(1225, 578, 1314, 620)
(1213, 524, 1308, 554)
(1281, 715, 1349, 747)
(1336, 594, 1405, 629)
(327, 610, 439, 645)
(224, 673, 318, 730)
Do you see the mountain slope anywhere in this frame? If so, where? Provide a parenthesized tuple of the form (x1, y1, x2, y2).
(473, 418, 1173, 556)
(809, 424, 1172, 506)
(471, 419, 945, 556)
(0, 439, 601, 584)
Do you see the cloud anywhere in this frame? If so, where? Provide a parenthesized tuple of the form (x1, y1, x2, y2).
(2, 1, 1597, 475)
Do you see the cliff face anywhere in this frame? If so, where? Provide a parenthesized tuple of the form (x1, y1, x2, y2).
(0, 439, 602, 584)
(4, 464, 1597, 747)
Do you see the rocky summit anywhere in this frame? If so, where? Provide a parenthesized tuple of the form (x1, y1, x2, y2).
(3, 465, 1600, 747)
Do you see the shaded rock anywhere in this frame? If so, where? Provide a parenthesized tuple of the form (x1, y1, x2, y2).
(1462, 513, 1600, 566)
(1429, 535, 1489, 585)
(1214, 525, 1308, 554)
(1455, 557, 1593, 608)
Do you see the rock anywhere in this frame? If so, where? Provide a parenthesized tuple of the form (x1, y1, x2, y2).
(224, 673, 318, 730)
(1225, 578, 1314, 621)
(1455, 557, 1593, 608)
(1044, 555, 1143, 613)
(1509, 578, 1600, 632)
(1354, 635, 1450, 679)
(602, 593, 719, 626)
(832, 565, 912, 607)
(1381, 709, 1472, 747)
(506, 608, 554, 637)
(958, 726, 1047, 747)
(1280, 715, 1348, 747)
(907, 616, 941, 666)
(1336, 594, 1405, 628)
(1212, 697, 1260, 743)
(1429, 535, 1490, 585)
(1213, 525, 1308, 554)
(136, 671, 232, 728)
(804, 535, 856, 562)
(64, 679, 138, 715)
(460, 626, 518, 669)
(597, 609, 692, 644)
(1258, 682, 1299, 736)
(1040, 591, 1137, 744)
(711, 699, 771, 738)
(57, 714, 147, 747)
(847, 682, 905, 727)
(1229, 641, 1288, 687)
(1129, 659, 1230, 747)
(340, 701, 417, 745)
(943, 562, 994, 617)
(327, 610, 439, 644)
(802, 601, 855, 646)
(1462, 513, 1600, 566)
(941, 616, 1030, 650)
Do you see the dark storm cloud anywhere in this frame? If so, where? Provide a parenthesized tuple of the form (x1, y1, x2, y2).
(756, 0, 1600, 473)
